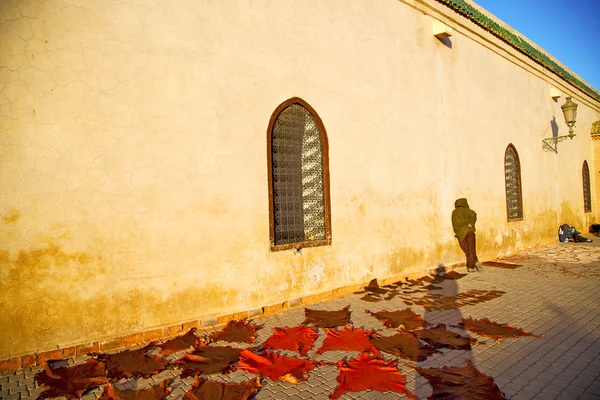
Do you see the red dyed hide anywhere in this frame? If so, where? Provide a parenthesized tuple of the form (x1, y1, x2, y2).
(173, 345, 243, 378)
(415, 324, 476, 350)
(303, 305, 352, 328)
(263, 326, 318, 356)
(369, 332, 439, 361)
(416, 360, 506, 399)
(35, 358, 108, 400)
(330, 352, 416, 399)
(366, 308, 430, 331)
(209, 320, 262, 344)
(316, 328, 378, 354)
(98, 344, 169, 380)
(184, 377, 261, 400)
(99, 379, 172, 400)
(460, 317, 543, 341)
(158, 328, 201, 355)
(236, 349, 320, 384)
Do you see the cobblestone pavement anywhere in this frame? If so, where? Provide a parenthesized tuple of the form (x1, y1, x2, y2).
(2, 243, 600, 400)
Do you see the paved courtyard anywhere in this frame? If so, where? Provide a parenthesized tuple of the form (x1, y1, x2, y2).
(1, 242, 600, 399)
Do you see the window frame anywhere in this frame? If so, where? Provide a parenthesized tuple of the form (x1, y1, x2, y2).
(504, 144, 524, 222)
(266, 97, 332, 252)
(583, 160, 592, 213)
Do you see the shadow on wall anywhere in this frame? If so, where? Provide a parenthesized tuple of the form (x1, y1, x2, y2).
(437, 37, 452, 49)
(550, 117, 559, 138)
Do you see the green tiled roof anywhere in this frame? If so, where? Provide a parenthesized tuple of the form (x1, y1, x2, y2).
(434, 0, 600, 102)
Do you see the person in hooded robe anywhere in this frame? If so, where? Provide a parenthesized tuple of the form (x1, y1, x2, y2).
(452, 198, 483, 272)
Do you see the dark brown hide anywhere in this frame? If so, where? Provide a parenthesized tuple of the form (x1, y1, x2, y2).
(363, 279, 388, 295)
(98, 344, 169, 380)
(415, 324, 476, 350)
(316, 328, 378, 354)
(406, 275, 444, 286)
(263, 326, 318, 356)
(411, 289, 505, 312)
(415, 360, 506, 399)
(35, 358, 108, 400)
(183, 377, 261, 400)
(440, 271, 468, 280)
(173, 345, 243, 378)
(500, 255, 533, 263)
(330, 352, 416, 399)
(302, 305, 352, 328)
(460, 317, 543, 340)
(482, 261, 522, 269)
(366, 308, 430, 331)
(158, 328, 200, 355)
(369, 332, 439, 361)
(236, 349, 321, 384)
(99, 378, 172, 400)
(209, 320, 262, 344)
(360, 294, 383, 302)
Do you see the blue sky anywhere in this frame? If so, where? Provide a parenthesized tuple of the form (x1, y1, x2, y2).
(472, 0, 600, 92)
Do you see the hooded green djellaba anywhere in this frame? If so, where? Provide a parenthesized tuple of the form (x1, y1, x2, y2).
(452, 198, 477, 241)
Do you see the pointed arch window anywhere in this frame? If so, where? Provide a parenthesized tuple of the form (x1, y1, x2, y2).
(583, 160, 591, 212)
(504, 144, 523, 221)
(267, 98, 332, 251)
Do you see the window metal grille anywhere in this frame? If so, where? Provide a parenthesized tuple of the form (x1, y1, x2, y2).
(583, 161, 591, 212)
(505, 146, 523, 221)
(271, 104, 326, 246)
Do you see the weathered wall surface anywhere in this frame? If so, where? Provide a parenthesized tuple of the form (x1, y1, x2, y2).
(1, 0, 599, 358)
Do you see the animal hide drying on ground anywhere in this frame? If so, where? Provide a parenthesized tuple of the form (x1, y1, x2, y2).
(360, 293, 385, 302)
(262, 326, 318, 356)
(99, 378, 172, 400)
(316, 328, 378, 354)
(35, 358, 108, 400)
(209, 320, 262, 344)
(356, 280, 402, 302)
(158, 328, 201, 355)
(236, 349, 321, 384)
(482, 261, 522, 269)
(183, 377, 261, 400)
(366, 308, 430, 331)
(415, 324, 476, 350)
(369, 332, 439, 361)
(415, 360, 506, 399)
(440, 271, 468, 280)
(302, 305, 352, 328)
(329, 352, 416, 399)
(97, 344, 169, 380)
(172, 345, 243, 378)
(407, 289, 506, 311)
(459, 317, 543, 341)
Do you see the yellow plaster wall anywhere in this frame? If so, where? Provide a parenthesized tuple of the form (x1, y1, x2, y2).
(1, 0, 599, 358)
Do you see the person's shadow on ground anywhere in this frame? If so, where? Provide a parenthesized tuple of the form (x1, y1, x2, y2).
(413, 264, 476, 397)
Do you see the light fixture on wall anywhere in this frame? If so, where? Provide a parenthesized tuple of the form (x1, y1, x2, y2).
(561, 96, 578, 138)
(542, 96, 579, 153)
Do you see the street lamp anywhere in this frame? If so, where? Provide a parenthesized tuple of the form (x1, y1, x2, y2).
(560, 96, 578, 138)
(542, 96, 579, 152)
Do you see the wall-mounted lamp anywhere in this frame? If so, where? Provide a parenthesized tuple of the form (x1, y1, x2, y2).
(542, 96, 579, 153)
(432, 20, 453, 39)
(561, 96, 578, 137)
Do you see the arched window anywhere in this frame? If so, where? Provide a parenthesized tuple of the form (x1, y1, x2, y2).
(583, 160, 591, 212)
(267, 97, 332, 251)
(504, 144, 523, 221)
